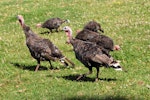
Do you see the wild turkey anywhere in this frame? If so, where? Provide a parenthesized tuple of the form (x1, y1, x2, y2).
(75, 28, 120, 54)
(83, 20, 104, 33)
(36, 17, 70, 33)
(63, 26, 122, 81)
(17, 15, 74, 71)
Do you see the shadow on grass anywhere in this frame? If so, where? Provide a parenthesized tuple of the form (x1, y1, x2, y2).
(63, 95, 129, 100)
(62, 74, 117, 82)
(11, 62, 48, 71)
(39, 30, 63, 34)
(40, 31, 50, 34)
(11, 62, 67, 71)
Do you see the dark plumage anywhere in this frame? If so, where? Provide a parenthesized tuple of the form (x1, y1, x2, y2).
(37, 17, 69, 33)
(17, 15, 74, 71)
(75, 20, 120, 53)
(63, 26, 122, 81)
(75, 29, 118, 54)
(84, 20, 104, 33)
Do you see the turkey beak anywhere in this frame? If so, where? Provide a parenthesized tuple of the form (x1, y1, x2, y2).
(66, 19, 70, 23)
(17, 15, 19, 19)
(17, 15, 22, 21)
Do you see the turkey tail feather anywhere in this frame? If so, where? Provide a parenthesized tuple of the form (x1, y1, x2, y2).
(64, 57, 75, 67)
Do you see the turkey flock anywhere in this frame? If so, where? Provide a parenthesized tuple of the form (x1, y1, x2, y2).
(17, 15, 124, 82)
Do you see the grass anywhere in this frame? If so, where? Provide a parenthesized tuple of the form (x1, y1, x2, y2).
(0, 0, 150, 99)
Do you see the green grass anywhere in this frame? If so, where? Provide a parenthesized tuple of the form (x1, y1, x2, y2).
(0, 0, 150, 100)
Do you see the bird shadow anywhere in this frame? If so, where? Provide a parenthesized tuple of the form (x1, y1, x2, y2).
(39, 30, 63, 34)
(40, 31, 50, 34)
(11, 62, 68, 71)
(11, 62, 48, 71)
(62, 74, 117, 82)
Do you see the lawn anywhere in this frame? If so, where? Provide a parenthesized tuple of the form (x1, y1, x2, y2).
(0, 0, 150, 100)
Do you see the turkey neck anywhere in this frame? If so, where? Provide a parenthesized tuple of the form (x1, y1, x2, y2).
(21, 23, 38, 39)
(66, 30, 75, 45)
(23, 26, 35, 39)
(18, 17, 36, 39)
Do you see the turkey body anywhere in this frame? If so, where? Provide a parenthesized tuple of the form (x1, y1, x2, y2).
(70, 38, 121, 81)
(63, 26, 122, 81)
(83, 20, 104, 33)
(75, 29, 114, 54)
(17, 15, 74, 71)
(25, 28, 63, 62)
(38, 18, 69, 33)
(71, 39, 111, 68)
